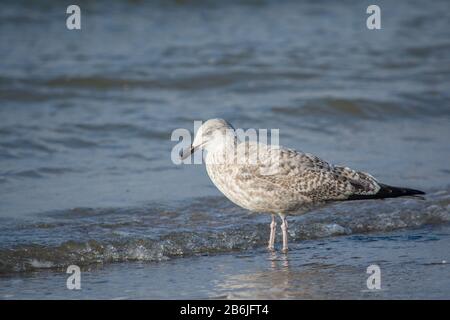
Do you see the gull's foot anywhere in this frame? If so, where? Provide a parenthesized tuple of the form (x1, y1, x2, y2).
(281, 247, 289, 254)
(267, 245, 275, 251)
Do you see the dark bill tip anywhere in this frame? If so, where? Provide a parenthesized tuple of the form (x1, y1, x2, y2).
(180, 145, 194, 160)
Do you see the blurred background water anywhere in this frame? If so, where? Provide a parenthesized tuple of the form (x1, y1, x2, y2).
(0, 0, 449, 298)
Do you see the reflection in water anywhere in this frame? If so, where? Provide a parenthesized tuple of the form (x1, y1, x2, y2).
(213, 250, 342, 299)
(265, 251, 293, 298)
(268, 250, 290, 270)
(213, 246, 372, 299)
(213, 251, 294, 299)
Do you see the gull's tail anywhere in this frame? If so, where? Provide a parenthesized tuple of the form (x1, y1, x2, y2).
(348, 183, 425, 201)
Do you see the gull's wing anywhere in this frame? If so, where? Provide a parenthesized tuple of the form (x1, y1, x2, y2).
(235, 141, 381, 202)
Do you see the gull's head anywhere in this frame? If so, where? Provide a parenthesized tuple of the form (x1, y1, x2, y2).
(180, 118, 235, 160)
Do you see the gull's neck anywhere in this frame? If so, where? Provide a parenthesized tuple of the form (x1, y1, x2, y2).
(204, 132, 238, 165)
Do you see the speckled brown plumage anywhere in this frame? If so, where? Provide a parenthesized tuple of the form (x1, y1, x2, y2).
(181, 118, 423, 252)
(206, 140, 381, 214)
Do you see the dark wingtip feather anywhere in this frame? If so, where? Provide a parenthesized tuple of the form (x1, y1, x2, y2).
(347, 183, 425, 201)
(378, 184, 425, 197)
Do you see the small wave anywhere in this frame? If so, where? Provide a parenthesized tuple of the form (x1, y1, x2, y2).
(404, 42, 450, 59)
(0, 189, 449, 274)
(42, 137, 98, 149)
(37, 167, 81, 175)
(0, 167, 82, 181)
(42, 70, 317, 91)
(117, 153, 156, 161)
(0, 139, 55, 154)
(0, 88, 68, 103)
(6, 170, 44, 179)
(70, 123, 168, 140)
(272, 98, 446, 121)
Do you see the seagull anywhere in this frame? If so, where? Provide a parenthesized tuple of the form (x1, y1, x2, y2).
(180, 118, 425, 252)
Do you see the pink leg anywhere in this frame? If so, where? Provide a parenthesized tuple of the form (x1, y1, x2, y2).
(278, 213, 289, 253)
(268, 214, 276, 250)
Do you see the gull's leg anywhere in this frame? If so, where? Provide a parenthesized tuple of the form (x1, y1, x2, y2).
(268, 214, 277, 250)
(278, 213, 289, 253)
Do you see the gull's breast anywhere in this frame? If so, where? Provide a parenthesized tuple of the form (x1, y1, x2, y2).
(205, 162, 304, 213)
(206, 162, 259, 211)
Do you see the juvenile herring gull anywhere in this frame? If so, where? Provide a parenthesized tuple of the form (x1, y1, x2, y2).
(180, 119, 425, 252)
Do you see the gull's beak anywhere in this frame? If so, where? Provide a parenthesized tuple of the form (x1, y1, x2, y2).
(180, 139, 206, 161)
(179, 144, 196, 160)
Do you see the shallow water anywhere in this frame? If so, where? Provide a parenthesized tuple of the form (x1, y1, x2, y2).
(0, 0, 450, 298)
(0, 189, 449, 274)
(1, 223, 449, 299)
